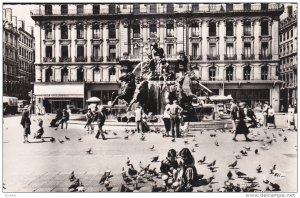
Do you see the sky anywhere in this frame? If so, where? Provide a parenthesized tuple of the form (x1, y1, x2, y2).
(3, 4, 37, 28)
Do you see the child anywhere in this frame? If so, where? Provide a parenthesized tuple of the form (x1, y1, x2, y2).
(85, 109, 94, 133)
(34, 119, 44, 140)
(20, 110, 31, 143)
(160, 149, 179, 177)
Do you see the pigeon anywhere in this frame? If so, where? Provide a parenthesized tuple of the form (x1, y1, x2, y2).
(99, 169, 111, 184)
(233, 152, 242, 159)
(151, 155, 159, 162)
(78, 137, 82, 142)
(207, 160, 216, 167)
(269, 182, 281, 191)
(240, 150, 248, 156)
(198, 156, 206, 164)
(270, 164, 276, 174)
(206, 184, 213, 192)
(50, 137, 55, 143)
(184, 140, 189, 144)
(228, 160, 237, 169)
(124, 135, 129, 140)
(2, 183, 6, 190)
(128, 164, 138, 176)
(243, 146, 251, 151)
(191, 147, 195, 152)
(206, 175, 215, 184)
(125, 129, 130, 133)
(210, 134, 217, 137)
(68, 179, 81, 191)
(69, 171, 76, 182)
(140, 135, 145, 141)
(283, 136, 287, 142)
(227, 170, 233, 180)
(254, 149, 259, 155)
(215, 140, 219, 146)
(171, 138, 175, 142)
(272, 133, 276, 139)
(261, 144, 270, 150)
(209, 166, 217, 172)
(195, 143, 199, 147)
(256, 164, 262, 173)
(58, 139, 64, 144)
(86, 148, 92, 154)
(126, 157, 131, 166)
(148, 168, 158, 177)
(244, 177, 256, 182)
(192, 136, 196, 141)
(113, 132, 117, 136)
(149, 145, 155, 151)
(235, 170, 247, 178)
(278, 131, 283, 137)
(65, 136, 70, 141)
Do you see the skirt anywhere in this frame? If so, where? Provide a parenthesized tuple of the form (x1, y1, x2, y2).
(267, 115, 275, 124)
(235, 119, 250, 134)
(24, 127, 31, 136)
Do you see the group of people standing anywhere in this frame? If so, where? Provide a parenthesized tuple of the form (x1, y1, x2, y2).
(84, 107, 107, 140)
(20, 109, 44, 143)
(162, 100, 183, 139)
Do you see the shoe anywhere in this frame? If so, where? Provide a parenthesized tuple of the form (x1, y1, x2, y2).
(23, 141, 26, 143)
(246, 139, 252, 142)
(232, 138, 237, 142)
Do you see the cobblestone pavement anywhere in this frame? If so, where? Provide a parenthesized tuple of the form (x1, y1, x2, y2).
(2, 114, 298, 192)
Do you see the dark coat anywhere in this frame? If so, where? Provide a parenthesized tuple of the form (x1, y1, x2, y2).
(235, 109, 250, 134)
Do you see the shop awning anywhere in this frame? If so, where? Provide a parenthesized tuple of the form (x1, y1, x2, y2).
(34, 84, 84, 98)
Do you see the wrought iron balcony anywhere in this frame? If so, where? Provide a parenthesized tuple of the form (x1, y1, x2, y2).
(207, 55, 220, 60)
(191, 32, 200, 37)
(59, 57, 72, 62)
(91, 56, 103, 62)
(259, 54, 272, 60)
(133, 33, 141, 38)
(43, 57, 56, 62)
(129, 55, 141, 59)
(190, 55, 202, 60)
(75, 56, 87, 62)
(242, 54, 255, 60)
(224, 54, 237, 60)
(107, 56, 119, 62)
(150, 33, 158, 38)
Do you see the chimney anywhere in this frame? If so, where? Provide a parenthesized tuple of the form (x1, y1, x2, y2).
(12, 16, 17, 28)
(30, 26, 34, 36)
(5, 8, 12, 22)
(18, 20, 25, 29)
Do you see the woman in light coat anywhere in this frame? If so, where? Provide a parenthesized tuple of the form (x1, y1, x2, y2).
(287, 105, 296, 130)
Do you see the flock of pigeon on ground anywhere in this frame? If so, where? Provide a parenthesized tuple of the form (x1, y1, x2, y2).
(50, 125, 293, 192)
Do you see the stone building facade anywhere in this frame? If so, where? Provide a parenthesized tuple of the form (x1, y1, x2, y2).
(31, 3, 284, 113)
(279, 4, 297, 111)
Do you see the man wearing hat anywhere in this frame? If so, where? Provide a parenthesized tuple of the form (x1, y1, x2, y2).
(169, 100, 183, 138)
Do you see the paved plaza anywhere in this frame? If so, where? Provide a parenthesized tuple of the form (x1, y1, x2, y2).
(2, 114, 298, 192)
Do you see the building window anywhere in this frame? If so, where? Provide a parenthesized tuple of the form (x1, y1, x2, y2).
(209, 21, 216, 36)
(61, 25, 68, 39)
(244, 3, 251, 11)
(192, 43, 199, 58)
(77, 67, 84, 82)
(93, 5, 100, 14)
(45, 25, 52, 39)
(61, 46, 68, 58)
(191, 22, 199, 37)
(93, 45, 100, 58)
(77, 45, 84, 58)
(226, 43, 234, 57)
(167, 4, 174, 13)
(61, 4, 68, 15)
(133, 44, 140, 58)
(261, 3, 268, 11)
(209, 4, 216, 11)
(261, 20, 269, 36)
(291, 29, 293, 37)
(77, 24, 84, 39)
(150, 4, 157, 13)
(93, 23, 100, 39)
(133, 4, 140, 14)
(45, 5, 52, 15)
(61, 68, 68, 82)
(123, 5, 127, 9)
(149, 24, 157, 37)
(244, 43, 251, 58)
(209, 66, 216, 81)
(166, 44, 174, 57)
(226, 65, 233, 81)
(108, 24, 116, 38)
(244, 65, 251, 80)
(261, 65, 268, 80)
(46, 46, 52, 57)
(109, 4, 116, 14)
(209, 43, 217, 56)
(109, 45, 116, 60)
(280, 35, 282, 42)
(109, 67, 116, 81)
(261, 42, 269, 57)
(77, 5, 84, 15)
(226, 3, 233, 11)
(178, 4, 183, 8)
(133, 23, 140, 38)
(226, 21, 234, 36)
(243, 21, 251, 36)
(192, 4, 199, 11)
(93, 67, 101, 82)
(45, 68, 53, 82)
(166, 23, 174, 37)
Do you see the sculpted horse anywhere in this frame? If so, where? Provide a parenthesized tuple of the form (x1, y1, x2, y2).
(110, 72, 136, 108)
(127, 80, 149, 112)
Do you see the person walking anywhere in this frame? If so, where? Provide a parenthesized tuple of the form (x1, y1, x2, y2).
(267, 105, 276, 129)
(56, 109, 69, 130)
(247, 107, 257, 128)
(162, 100, 171, 136)
(20, 110, 31, 143)
(230, 101, 238, 132)
(85, 108, 94, 133)
(262, 103, 269, 127)
(287, 105, 296, 130)
(134, 105, 143, 133)
(170, 100, 183, 138)
(232, 103, 252, 142)
(95, 106, 107, 140)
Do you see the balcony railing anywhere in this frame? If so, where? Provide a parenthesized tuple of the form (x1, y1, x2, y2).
(242, 54, 255, 60)
(129, 55, 141, 59)
(166, 54, 177, 59)
(224, 54, 237, 60)
(107, 56, 119, 62)
(190, 55, 203, 60)
(150, 33, 158, 38)
(207, 55, 220, 60)
(91, 56, 103, 62)
(133, 33, 141, 38)
(75, 56, 87, 62)
(191, 32, 200, 37)
(59, 57, 72, 62)
(43, 57, 56, 62)
(166, 33, 174, 37)
(259, 54, 272, 60)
